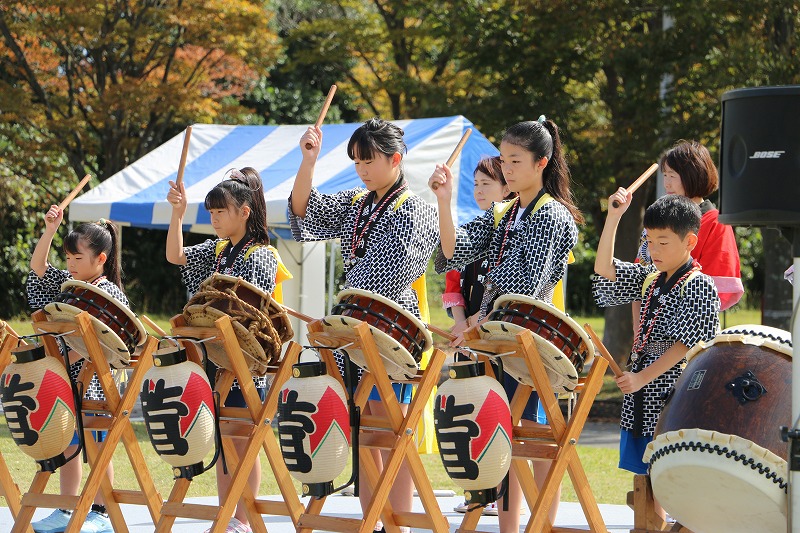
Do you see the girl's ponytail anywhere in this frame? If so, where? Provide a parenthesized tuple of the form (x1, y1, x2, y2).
(102, 220, 123, 287)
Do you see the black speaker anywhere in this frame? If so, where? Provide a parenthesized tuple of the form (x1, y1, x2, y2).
(719, 86, 800, 226)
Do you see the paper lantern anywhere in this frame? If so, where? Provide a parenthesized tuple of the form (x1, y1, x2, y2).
(278, 360, 351, 497)
(0, 344, 76, 471)
(435, 361, 512, 505)
(141, 345, 216, 479)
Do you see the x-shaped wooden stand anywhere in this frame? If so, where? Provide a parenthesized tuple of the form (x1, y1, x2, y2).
(291, 319, 449, 533)
(9, 309, 162, 533)
(154, 313, 303, 533)
(457, 327, 609, 533)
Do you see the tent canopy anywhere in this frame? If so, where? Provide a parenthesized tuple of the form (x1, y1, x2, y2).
(70, 116, 499, 235)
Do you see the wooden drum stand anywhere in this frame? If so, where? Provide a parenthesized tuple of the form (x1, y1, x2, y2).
(6, 309, 163, 533)
(154, 313, 304, 533)
(457, 327, 610, 533)
(286, 319, 450, 533)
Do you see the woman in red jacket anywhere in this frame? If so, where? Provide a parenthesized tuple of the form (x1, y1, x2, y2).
(636, 140, 743, 311)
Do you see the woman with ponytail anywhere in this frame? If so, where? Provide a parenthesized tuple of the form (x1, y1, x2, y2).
(27, 208, 126, 533)
(430, 116, 582, 531)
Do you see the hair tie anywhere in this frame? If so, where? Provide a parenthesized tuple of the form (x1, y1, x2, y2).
(96, 218, 108, 228)
(537, 114, 547, 124)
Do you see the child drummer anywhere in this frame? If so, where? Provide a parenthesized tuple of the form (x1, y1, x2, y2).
(290, 117, 438, 532)
(593, 193, 719, 518)
(166, 167, 291, 533)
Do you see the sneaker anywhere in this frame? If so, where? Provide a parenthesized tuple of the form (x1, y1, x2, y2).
(453, 501, 499, 515)
(454, 500, 470, 513)
(203, 517, 254, 533)
(81, 510, 113, 533)
(32, 509, 72, 533)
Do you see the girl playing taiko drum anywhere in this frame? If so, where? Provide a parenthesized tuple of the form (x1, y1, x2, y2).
(290, 117, 438, 533)
(430, 116, 583, 532)
(27, 207, 126, 533)
(166, 167, 291, 533)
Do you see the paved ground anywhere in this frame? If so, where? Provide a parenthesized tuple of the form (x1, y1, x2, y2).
(1, 494, 635, 532)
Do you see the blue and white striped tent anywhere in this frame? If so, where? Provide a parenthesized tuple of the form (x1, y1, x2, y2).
(70, 116, 499, 234)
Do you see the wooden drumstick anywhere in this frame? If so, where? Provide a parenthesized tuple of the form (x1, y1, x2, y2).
(427, 322, 457, 343)
(141, 314, 168, 337)
(305, 84, 337, 150)
(584, 323, 624, 377)
(431, 128, 473, 190)
(611, 162, 659, 208)
(175, 125, 193, 189)
(282, 305, 315, 324)
(47, 174, 92, 222)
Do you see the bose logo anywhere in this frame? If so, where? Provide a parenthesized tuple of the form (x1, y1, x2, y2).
(750, 151, 785, 159)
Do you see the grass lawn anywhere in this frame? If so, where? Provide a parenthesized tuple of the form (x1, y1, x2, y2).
(0, 306, 763, 507)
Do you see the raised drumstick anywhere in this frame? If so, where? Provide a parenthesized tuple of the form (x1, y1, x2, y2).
(611, 162, 659, 208)
(282, 305, 315, 324)
(47, 174, 92, 222)
(584, 323, 624, 377)
(305, 84, 337, 150)
(431, 128, 473, 190)
(175, 125, 193, 189)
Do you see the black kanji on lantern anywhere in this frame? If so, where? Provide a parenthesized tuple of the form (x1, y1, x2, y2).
(141, 379, 190, 456)
(1, 374, 39, 446)
(434, 394, 479, 480)
(278, 389, 315, 474)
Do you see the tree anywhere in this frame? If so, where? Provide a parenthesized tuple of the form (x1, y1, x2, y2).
(284, 0, 475, 119)
(0, 0, 281, 180)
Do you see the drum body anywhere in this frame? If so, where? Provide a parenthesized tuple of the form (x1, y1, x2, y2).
(44, 280, 147, 369)
(644, 325, 791, 533)
(321, 289, 432, 381)
(183, 274, 293, 376)
(476, 294, 594, 393)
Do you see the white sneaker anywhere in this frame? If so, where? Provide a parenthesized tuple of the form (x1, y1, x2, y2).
(482, 501, 499, 516)
(81, 510, 113, 533)
(32, 509, 72, 533)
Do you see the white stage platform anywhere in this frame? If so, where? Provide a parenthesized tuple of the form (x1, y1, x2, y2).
(1, 494, 635, 532)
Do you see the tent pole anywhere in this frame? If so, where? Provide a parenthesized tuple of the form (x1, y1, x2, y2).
(327, 241, 337, 314)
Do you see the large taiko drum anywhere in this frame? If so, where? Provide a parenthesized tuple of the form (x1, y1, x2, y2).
(320, 289, 432, 381)
(183, 274, 294, 376)
(475, 294, 594, 393)
(44, 280, 147, 369)
(644, 325, 792, 533)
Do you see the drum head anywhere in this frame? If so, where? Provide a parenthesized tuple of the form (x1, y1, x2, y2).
(334, 289, 433, 354)
(686, 324, 793, 363)
(319, 314, 418, 382)
(477, 321, 578, 393)
(183, 304, 269, 376)
(59, 280, 147, 346)
(200, 274, 294, 344)
(44, 301, 132, 369)
(645, 429, 787, 533)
